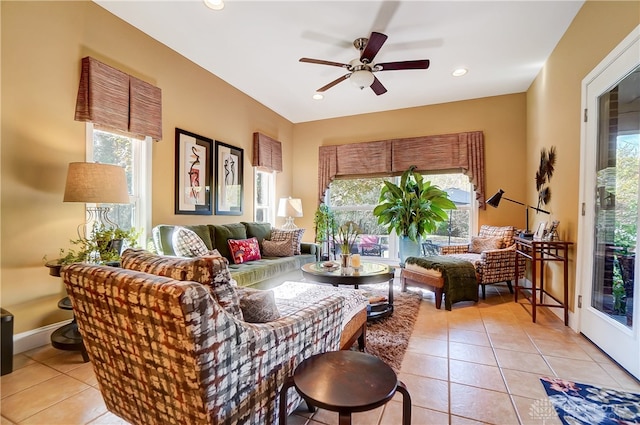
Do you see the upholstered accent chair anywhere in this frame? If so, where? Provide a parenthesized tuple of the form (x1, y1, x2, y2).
(439, 225, 524, 299)
(61, 250, 345, 425)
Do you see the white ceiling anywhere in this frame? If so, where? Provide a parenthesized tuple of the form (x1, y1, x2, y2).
(94, 0, 585, 124)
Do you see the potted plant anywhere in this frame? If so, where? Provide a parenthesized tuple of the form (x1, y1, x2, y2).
(45, 225, 140, 276)
(373, 166, 456, 264)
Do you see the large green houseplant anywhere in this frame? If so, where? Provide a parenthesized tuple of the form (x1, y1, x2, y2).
(373, 166, 456, 263)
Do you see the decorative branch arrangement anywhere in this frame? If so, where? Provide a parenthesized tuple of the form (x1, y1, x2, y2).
(536, 146, 556, 211)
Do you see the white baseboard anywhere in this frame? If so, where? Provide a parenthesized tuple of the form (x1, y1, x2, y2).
(12, 319, 72, 355)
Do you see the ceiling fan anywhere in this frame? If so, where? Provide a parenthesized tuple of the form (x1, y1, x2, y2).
(299, 31, 430, 96)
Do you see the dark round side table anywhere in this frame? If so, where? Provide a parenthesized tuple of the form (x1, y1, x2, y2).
(279, 351, 411, 425)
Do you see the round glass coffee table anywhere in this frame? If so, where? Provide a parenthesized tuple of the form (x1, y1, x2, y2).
(301, 262, 395, 320)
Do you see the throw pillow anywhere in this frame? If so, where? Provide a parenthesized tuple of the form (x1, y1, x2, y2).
(227, 237, 261, 264)
(270, 228, 305, 255)
(172, 227, 210, 257)
(237, 287, 280, 323)
(262, 239, 295, 257)
(469, 236, 503, 253)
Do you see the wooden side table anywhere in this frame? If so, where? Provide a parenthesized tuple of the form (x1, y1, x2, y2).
(279, 351, 411, 425)
(514, 237, 573, 325)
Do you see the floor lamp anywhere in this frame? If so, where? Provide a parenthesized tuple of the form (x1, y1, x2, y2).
(277, 197, 303, 230)
(486, 189, 550, 239)
(63, 162, 130, 239)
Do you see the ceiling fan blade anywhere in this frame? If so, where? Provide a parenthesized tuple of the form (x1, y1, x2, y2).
(376, 59, 430, 71)
(370, 76, 387, 96)
(360, 32, 388, 64)
(317, 74, 350, 92)
(299, 58, 349, 68)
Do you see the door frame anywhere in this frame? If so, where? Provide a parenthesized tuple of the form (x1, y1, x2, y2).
(575, 26, 640, 375)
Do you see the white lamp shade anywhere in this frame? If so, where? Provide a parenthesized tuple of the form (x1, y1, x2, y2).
(350, 70, 375, 89)
(63, 162, 129, 204)
(277, 197, 303, 218)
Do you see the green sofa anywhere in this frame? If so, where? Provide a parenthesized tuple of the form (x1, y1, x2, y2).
(152, 222, 319, 287)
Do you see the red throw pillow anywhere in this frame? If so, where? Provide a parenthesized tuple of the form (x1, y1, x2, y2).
(227, 237, 261, 264)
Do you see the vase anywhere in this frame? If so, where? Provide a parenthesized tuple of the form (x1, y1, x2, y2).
(398, 235, 422, 266)
(340, 253, 351, 268)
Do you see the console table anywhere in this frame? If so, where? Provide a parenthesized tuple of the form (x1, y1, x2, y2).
(514, 237, 573, 325)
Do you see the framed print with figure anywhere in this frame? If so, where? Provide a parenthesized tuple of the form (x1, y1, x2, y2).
(175, 128, 213, 215)
(215, 141, 243, 215)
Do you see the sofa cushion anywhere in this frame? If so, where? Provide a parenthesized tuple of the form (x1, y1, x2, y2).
(236, 287, 280, 323)
(120, 248, 243, 320)
(242, 222, 272, 244)
(153, 224, 213, 256)
(228, 254, 316, 287)
(213, 223, 248, 261)
(469, 236, 503, 253)
(228, 237, 261, 264)
(478, 225, 516, 248)
(262, 239, 295, 257)
(172, 226, 211, 257)
(270, 228, 305, 255)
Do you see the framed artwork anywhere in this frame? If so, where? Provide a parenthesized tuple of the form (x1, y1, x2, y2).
(175, 128, 213, 215)
(534, 221, 547, 239)
(215, 141, 243, 215)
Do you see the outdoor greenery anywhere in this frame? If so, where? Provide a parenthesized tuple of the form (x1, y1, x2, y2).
(373, 166, 457, 242)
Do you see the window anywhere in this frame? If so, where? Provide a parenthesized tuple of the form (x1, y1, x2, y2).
(87, 125, 152, 244)
(327, 173, 476, 260)
(254, 169, 275, 224)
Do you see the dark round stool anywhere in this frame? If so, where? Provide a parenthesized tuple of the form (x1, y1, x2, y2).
(279, 351, 411, 425)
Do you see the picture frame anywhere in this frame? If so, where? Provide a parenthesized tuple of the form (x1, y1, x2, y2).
(215, 141, 243, 215)
(175, 128, 213, 215)
(534, 221, 547, 239)
(545, 220, 560, 240)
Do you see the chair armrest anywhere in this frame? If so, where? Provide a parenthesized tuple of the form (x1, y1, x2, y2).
(440, 244, 470, 255)
(301, 242, 320, 261)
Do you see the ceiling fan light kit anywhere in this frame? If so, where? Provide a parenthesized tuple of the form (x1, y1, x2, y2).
(299, 31, 430, 96)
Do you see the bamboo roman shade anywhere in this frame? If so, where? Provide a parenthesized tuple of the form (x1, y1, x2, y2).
(75, 57, 162, 141)
(318, 131, 486, 208)
(252, 132, 283, 172)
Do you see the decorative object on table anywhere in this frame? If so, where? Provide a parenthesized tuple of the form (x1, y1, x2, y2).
(215, 140, 244, 215)
(544, 220, 560, 240)
(336, 221, 362, 267)
(50, 162, 140, 267)
(175, 128, 213, 215)
(277, 197, 303, 229)
(534, 222, 547, 239)
(486, 189, 550, 239)
(373, 165, 456, 264)
(64, 162, 130, 238)
(539, 376, 640, 425)
(536, 146, 556, 211)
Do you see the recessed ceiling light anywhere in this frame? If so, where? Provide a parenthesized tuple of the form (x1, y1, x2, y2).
(312, 93, 324, 100)
(204, 0, 224, 10)
(452, 68, 468, 77)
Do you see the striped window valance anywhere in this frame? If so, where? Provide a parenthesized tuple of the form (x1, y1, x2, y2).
(318, 131, 486, 208)
(252, 132, 283, 172)
(74, 57, 162, 141)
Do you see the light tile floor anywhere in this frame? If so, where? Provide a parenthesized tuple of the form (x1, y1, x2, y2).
(2, 284, 639, 425)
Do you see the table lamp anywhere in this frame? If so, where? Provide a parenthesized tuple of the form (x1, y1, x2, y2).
(63, 162, 129, 238)
(277, 197, 303, 230)
(486, 189, 550, 239)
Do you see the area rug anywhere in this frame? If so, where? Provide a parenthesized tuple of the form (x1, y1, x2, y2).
(540, 376, 640, 425)
(357, 285, 422, 372)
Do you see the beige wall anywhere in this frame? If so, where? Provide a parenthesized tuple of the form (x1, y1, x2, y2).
(2, 0, 638, 335)
(1, 1, 294, 333)
(526, 0, 639, 310)
(292, 94, 529, 234)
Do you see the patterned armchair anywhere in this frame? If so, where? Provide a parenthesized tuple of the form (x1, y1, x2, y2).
(62, 249, 344, 425)
(439, 225, 524, 299)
